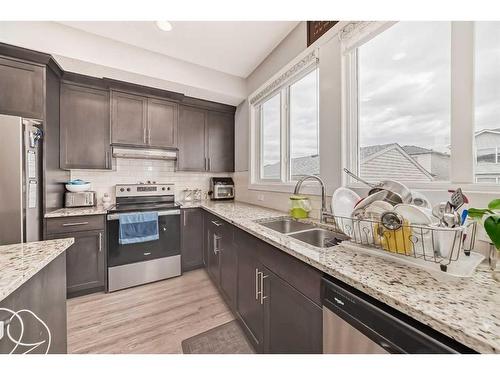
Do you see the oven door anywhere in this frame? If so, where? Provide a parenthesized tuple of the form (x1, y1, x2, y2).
(107, 210, 180, 267)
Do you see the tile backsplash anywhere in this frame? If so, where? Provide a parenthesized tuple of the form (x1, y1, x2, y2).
(70, 158, 229, 204)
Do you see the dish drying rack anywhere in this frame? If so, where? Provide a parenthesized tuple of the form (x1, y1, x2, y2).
(325, 214, 477, 272)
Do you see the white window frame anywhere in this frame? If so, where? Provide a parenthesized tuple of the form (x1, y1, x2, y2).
(249, 49, 321, 194)
(343, 21, 500, 193)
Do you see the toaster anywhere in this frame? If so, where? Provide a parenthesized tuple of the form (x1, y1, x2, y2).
(65, 191, 97, 207)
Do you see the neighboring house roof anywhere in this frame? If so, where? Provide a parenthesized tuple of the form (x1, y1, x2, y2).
(360, 143, 434, 181)
(263, 155, 319, 178)
(402, 145, 449, 157)
(475, 128, 500, 137)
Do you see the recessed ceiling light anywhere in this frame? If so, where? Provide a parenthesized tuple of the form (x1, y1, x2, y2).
(156, 21, 173, 32)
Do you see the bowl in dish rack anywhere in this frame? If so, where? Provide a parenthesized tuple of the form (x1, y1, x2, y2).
(65, 183, 92, 192)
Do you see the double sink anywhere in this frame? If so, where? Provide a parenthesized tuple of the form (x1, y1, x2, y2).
(258, 218, 345, 248)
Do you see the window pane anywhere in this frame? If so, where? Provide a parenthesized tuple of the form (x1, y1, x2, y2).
(357, 22, 451, 182)
(289, 69, 319, 180)
(476, 177, 498, 184)
(477, 148, 496, 164)
(261, 93, 281, 179)
(474, 22, 500, 182)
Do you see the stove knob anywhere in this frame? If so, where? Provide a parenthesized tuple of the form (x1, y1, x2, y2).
(120, 188, 125, 192)
(126, 188, 131, 192)
(161, 187, 166, 191)
(167, 187, 171, 191)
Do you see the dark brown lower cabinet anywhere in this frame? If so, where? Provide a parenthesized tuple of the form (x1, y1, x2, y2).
(262, 266, 323, 353)
(202, 212, 323, 354)
(236, 244, 265, 351)
(45, 215, 106, 298)
(181, 208, 204, 272)
(218, 227, 237, 309)
(206, 217, 220, 285)
(65, 230, 105, 296)
(205, 214, 237, 309)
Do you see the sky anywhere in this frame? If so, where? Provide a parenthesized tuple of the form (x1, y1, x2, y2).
(359, 21, 500, 153)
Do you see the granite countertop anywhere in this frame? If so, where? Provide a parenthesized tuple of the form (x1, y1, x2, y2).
(0, 238, 74, 303)
(45, 206, 109, 218)
(197, 200, 500, 354)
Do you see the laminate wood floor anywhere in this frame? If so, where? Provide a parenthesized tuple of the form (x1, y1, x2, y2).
(67, 269, 234, 354)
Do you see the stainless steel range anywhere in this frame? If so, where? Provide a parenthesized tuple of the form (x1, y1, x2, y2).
(106, 183, 181, 292)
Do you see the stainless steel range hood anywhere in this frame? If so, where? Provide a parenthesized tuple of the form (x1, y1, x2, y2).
(112, 146, 177, 161)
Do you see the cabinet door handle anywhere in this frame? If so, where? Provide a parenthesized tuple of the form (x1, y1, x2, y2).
(148, 128, 151, 144)
(183, 212, 187, 226)
(255, 268, 260, 300)
(213, 234, 221, 254)
(204, 157, 208, 171)
(207, 157, 211, 171)
(259, 271, 268, 305)
(62, 221, 89, 227)
(143, 127, 147, 144)
(98, 232, 102, 252)
(211, 220, 222, 227)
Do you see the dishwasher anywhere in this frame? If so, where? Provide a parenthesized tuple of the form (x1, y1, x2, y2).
(322, 274, 475, 354)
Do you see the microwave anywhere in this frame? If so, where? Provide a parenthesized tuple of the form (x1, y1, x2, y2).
(209, 177, 235, 200)
(65, 191, 97, 207)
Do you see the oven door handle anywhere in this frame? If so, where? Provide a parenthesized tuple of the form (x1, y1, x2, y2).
(107, 209, 180, 221)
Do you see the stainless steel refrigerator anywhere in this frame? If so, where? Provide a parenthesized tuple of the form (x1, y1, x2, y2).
(0, 114, 43, 245)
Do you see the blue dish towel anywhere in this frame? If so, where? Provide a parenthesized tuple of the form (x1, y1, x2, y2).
(118, 211, 159, 245)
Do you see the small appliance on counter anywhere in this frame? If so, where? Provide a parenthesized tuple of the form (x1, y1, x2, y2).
(64, 179, 96, 207)
(208, 177, 235, 200)
(65, 191, 97, 207)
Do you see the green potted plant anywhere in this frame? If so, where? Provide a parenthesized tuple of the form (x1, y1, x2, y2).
(468, 199, 500, 281)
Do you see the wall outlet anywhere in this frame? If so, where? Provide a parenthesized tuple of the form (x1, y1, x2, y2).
(257, 194, 265, 202)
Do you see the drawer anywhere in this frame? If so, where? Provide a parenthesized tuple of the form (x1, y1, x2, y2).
(46, 215, 105, 235)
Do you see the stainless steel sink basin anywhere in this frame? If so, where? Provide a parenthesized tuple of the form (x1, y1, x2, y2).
(288, 229, 342, 248)
(259, 218, 316, 234)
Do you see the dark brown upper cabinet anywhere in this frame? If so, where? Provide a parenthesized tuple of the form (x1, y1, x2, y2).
(177, 105, 235, 172)
(177, 105, 207, 171)
(0, 56, 44, 119)
(207, 111, 234, 172)
(111, 91, 178, 149)
(111, 90, 148, 146)
(147, 98, 178, 148)
(60, 82, 111, 170)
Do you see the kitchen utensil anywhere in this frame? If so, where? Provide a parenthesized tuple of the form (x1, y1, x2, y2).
(410, 191, 431, 209)
(343, 168, 376, 188)
(380, 211, 404, 231)
(448, 188, 467, 209)
(289, 195, 312, 219)
(67, 179, 89, 185)
(65, 182, 92, 192)
(364, 200, 394, 221)
(343, 168, 412, 204)
(331, 187, 361, 232)
(461, 209, 468, 225)
(331, 187, 361, 217)
(432, 202, 447, 226)
(430, 224, 463, 258)
(352, 190, 394, 218)
(394, 204, 433, 226)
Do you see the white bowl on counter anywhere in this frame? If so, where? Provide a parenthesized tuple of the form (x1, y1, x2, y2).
(65, 183, 92, 192)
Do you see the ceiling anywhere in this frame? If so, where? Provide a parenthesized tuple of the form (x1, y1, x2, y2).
(57, 21, 299, 78)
